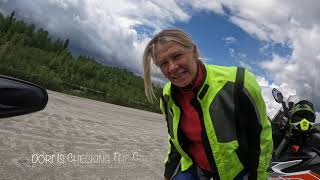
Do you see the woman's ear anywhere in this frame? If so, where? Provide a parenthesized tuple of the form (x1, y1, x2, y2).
(193, 44, 199, 59)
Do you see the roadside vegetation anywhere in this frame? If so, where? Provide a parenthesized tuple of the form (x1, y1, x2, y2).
(0, 11, 162, 113)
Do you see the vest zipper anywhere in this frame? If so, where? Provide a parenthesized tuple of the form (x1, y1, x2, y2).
(190, 97, 220, 180)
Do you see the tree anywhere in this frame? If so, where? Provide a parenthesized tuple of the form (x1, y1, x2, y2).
(63, 38, 69, 49)
(3, 11, 15, 33)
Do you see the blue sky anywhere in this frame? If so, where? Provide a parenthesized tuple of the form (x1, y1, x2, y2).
(0, 0, 319, 117)
(175, 11, 260, 66)
(174, 11, 292, 78)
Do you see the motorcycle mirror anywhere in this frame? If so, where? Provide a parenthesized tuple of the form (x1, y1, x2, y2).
(272, 88, 284, 103)
(0, 75, 48, 119)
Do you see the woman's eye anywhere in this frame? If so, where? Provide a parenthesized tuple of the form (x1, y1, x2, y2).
(160, 62, 168, 68)
(174, 54, 183, 59)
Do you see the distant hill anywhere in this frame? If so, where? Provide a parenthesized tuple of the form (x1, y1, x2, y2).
(0, 11, 162, 113)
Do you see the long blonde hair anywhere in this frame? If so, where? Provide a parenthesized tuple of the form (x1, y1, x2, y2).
(142, 29, 196, 102)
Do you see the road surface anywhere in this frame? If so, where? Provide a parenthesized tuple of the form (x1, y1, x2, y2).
(0, 91, 167, 180)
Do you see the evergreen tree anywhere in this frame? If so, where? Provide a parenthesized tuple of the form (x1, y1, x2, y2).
(63, 38, 69, 49)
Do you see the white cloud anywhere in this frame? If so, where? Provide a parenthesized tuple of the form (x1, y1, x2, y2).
(228, 48, 235, 57)
(259, 44, 270, 55)
(186, 0, 224, 14)
(223, 36, 237, 45)
(256, 76, 280, 118)
(0, 0, 190, 75)
(260, 54, 290, 73)
(190, 0, 320, 114)
(316, 112, 320, 123)
(258, 26, 320, 110)
(239, 61, 252, 71)
(256, 76, 298, 118)
(227, 47, 252, 70)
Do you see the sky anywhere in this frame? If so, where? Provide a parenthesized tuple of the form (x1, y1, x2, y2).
(0, 0, 320, 119)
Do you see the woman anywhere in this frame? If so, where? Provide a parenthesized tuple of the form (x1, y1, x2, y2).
(142, 29, 273, 180)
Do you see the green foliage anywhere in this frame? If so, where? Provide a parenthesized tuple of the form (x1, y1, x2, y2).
(0, 11, 162, 113)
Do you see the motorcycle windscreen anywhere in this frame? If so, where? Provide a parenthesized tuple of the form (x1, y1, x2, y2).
(0, 75, 48, 118)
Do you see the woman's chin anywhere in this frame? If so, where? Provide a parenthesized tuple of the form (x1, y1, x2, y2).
(172, 78, 192, 87)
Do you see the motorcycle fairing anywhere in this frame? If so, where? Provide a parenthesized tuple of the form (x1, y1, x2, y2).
(269, 160, 320, 180)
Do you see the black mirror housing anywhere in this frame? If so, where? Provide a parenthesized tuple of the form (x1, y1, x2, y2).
(0, 75, 48, 118)
(272, 88, 284, 103)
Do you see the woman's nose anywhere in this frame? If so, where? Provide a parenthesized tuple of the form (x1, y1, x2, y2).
(167, 61, 178, 73)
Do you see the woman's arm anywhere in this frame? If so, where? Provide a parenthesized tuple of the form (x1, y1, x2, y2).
(241, 70, 273, 180)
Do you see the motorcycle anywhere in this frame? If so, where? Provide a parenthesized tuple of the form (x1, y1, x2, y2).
(268, 88, 320, 179)
(0, 74, 48, 119)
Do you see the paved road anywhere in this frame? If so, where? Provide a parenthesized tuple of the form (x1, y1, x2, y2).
(0, 91, 167, 180)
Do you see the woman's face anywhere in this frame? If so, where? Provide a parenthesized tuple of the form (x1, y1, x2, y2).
(155, 41, 198, 87)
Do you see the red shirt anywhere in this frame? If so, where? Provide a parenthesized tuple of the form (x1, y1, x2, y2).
(176, 63, 211, 172)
